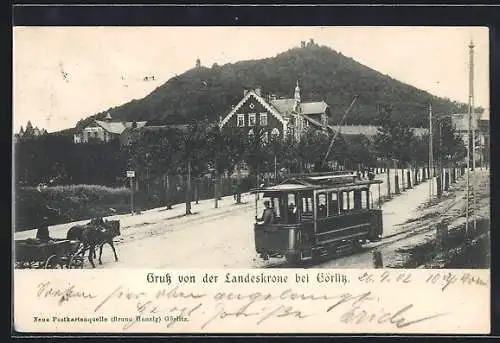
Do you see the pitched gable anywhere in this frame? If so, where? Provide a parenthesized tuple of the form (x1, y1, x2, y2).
(220, 90, 287, 128)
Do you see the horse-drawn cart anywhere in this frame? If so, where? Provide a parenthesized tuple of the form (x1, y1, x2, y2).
(14, 238, 86, 269)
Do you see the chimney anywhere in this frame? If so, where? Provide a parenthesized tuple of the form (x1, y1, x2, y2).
(255, 88, 261, 96)
(243, 89, 249, 96)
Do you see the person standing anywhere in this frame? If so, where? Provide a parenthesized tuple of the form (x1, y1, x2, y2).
(256, 200, 275, 224)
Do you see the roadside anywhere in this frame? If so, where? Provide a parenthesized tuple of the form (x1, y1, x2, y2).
(386, 169, 490, 269)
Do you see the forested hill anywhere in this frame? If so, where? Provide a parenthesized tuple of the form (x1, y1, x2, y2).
(74, 42, 472, 131)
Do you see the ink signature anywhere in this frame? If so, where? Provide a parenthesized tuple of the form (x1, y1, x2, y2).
(326, 291, 448, 328)
(36, 281, 97, 305)
(32, 282, 454, 331)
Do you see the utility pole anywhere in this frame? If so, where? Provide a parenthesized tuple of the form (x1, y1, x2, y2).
(186, 160, 192, 215)
(274, 154, 278, 182)
(130, 176, 135, 214)
(437, 121, 443, 198)
(466, 39, 475, 238)
(469, 39, 477, 233)
(429, 103, 434, 202)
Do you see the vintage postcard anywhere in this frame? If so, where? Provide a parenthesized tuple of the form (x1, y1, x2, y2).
(12, 26, 490, 334)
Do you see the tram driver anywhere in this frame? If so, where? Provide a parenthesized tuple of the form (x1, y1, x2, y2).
(256, 200, 276, 224)
(288, 203, 297, 224)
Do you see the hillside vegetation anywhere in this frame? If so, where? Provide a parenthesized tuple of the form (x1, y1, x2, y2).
(74, 42, 472, 131)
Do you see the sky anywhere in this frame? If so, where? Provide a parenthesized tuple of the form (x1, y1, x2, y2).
(13, 26, 489, 133)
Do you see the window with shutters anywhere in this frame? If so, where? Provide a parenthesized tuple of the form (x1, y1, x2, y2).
(248, 113, 256, 126)
(259, 113, 268, 126)
(237, 114, 245, 127)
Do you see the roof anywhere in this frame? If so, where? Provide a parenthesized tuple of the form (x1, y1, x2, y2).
(251, 172, 382, 193)
(124, 121, 147, 129)
(264, 184, 312, 191)
(95, 121, 127, 134)
(269, 98, 297, 115)
(269, 99, 329, 117)
(300, 101, 329, 115)
(327, 125, 427, 137)
(94, 120, 147, 134)
(142, 124, 190, 132)
(327, 125, 378, 136)
(303, 115, 328, 129)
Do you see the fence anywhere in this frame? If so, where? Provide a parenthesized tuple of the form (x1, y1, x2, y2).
(133, 174, 267, 210)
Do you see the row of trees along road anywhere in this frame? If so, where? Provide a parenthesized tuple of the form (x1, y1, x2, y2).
(125, 105, 466, 215)
(373, 105, 467, 198)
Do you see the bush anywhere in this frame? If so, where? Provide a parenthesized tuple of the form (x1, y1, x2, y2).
(14, 185, 131, 231)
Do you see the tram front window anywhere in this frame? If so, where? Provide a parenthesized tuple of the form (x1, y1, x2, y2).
(287, 193, 298, 224)
(255, 192, 301, 224)
(256, 194, 283, 224)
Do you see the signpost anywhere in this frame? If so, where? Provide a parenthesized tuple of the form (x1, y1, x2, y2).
(127, 170, 135, 214)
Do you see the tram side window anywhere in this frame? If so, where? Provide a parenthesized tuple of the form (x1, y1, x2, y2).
(329, 192, 339, 216)
(341, 191, 349, 212)
(272, 197, 282, 219)
(317, 193, 327, 218)
(301, 195, 313, 220)
(361, 189, 369, 209)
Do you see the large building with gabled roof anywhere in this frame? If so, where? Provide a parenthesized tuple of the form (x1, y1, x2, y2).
(219, 81, 331, 142)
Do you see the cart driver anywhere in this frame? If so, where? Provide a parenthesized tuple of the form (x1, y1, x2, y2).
(256, 200, 275, 224)
(36, 216, 51, 242)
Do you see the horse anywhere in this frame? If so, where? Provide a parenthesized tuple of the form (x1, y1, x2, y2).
(82, 220, 120, 268)
(67, 218, 121, 267)
(94, 219, 120, 266)
(67, 217, 106, 259)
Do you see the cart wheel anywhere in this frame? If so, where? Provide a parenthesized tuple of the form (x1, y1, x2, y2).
(69, 255, 84, 269)
(70, 245, 86, 269)
(44, 255, 58, 269)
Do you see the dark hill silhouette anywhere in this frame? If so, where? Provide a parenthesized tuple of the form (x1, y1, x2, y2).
(73, 43, 474, 131)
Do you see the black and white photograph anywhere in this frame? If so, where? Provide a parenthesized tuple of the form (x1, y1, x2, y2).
(13, 26, 490, 270)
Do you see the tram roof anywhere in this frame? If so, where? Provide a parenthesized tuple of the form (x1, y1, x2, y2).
(250, 173, 382, 193)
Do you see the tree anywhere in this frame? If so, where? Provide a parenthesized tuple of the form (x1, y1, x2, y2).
(373, 105, 398, 196)
(393, 122, 417, 190)
(178, 121, 210, 214)
(126, 128, 183, 209)
(25, 121, 34, 136)
(206, 126, 246, 207)
(344, 134, 376, 171)
(244, 127, 271, 186)
(296, 128, 331, 172)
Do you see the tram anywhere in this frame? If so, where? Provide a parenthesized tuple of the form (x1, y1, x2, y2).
(251, 171, 383, 264)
